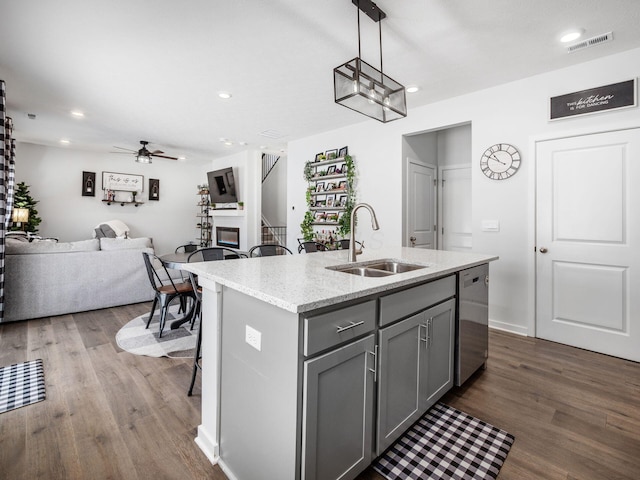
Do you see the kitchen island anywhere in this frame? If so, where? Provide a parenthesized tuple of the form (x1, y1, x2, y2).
(184, 246, 497, 480)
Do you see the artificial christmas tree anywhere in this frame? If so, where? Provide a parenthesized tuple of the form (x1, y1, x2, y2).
(11, 182, 42, 233)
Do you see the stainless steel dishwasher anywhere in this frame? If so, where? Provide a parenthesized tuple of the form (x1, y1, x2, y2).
(455, 263, 489, 386)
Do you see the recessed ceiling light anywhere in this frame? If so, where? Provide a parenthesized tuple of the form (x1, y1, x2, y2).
(218, 91, 232, 99)
(70, 110, 85, 118)
(59, 139, 70, 145)
(560, 29, 584, 43)
(406, 86, 420, 93)
(224, 141, 233, 146)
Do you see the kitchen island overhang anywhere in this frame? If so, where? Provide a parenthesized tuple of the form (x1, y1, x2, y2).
(184, 246, 498, 480)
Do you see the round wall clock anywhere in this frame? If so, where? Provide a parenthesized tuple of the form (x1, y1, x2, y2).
(480, 143, 521, 180)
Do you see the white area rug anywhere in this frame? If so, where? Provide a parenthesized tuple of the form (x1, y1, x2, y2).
(116, 305, 199, 358)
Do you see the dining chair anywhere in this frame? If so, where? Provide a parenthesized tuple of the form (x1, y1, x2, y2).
(186, 271, 203, 396)
(141, 252, 196, 337)
(185, 247, 247, 395)
(298, 241, 327, 253)
(187, 247, 247, 262)
(248, 243, 293, 257)
(175, 243, 198, 254)
(337, 239, 363, 250)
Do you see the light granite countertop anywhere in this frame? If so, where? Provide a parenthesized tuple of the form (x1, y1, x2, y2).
(184, 246, 498, 314)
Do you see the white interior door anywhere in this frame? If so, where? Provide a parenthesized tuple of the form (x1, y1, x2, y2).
(439, 166, 472, 251)
(536, 128, 640, 362)
(407, 159, 436, 249)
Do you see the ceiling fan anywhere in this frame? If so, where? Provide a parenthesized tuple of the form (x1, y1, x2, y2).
(112, 140, 179, 163)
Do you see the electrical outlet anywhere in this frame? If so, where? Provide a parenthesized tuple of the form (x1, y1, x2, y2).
(245, 325, 262, 351)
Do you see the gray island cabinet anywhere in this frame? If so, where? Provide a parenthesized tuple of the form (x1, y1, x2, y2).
(185, 247, 497, 480)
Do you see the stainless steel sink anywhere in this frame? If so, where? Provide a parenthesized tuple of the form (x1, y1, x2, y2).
(326, 259, 428, 277)
(336, 266, 395, 277)
(364, 261, 426, 274)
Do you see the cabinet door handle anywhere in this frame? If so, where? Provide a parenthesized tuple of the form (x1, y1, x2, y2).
(336, 320, 364, 333)
(419, 323, 429, 346)
(368, 345, 378, 383)
(428, 317, 433, 347)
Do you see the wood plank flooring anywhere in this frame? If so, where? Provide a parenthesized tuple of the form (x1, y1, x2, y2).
(1, 303, 639, 479)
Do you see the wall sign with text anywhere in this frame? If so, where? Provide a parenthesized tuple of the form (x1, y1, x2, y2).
(549, 79, 637, 120)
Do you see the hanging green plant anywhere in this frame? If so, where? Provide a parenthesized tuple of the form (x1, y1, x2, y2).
(336, 154, 356, 237)
(303, 161, 314, 182)
(300, 210, 315, 241)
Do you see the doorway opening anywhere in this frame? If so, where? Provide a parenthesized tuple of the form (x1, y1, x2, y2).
(402, 123, 472, 251)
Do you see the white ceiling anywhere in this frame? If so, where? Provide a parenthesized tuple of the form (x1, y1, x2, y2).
(2, 0, 640, 163)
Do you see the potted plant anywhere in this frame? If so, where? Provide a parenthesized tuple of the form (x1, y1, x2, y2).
(237, 201, 244, 210)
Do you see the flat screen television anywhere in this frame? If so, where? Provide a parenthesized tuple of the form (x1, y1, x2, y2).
(207, 167, 238, 205)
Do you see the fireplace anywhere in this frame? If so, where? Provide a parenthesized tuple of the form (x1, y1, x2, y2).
(216, 226, 240, 249)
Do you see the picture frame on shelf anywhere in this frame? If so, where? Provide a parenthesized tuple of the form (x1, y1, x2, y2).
(326, 194, 335, 207)
(325, 181, 337, 191)
(337, 180, 347, 190)
(339, 162, 347, 174)
(326, 165, 336, 175)
(327, 212, 339, 223)
(314, 152, 324, 162)
(314, 211, 327, 222)
(338, 146, 348, 157)
(315, 196, 326, 207)
(325, 149, 338, 160)
(316, 181, 325, 192)
(337, 194, 347, 207)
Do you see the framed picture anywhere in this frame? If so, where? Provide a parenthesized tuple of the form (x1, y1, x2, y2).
(326, 194, 335, 207)
(337, 180, 347, 190)
(315, 195, 326, 207)
(339, 162, 347, 174)
(325, 149, 338, 160)
(338, 146, 348, 157)
(327, 212, 339, 223)
(314, 211, 326, 222)
(337, 194, 347, 207)
(326, 165, 336, 175)
(325, 181, 337, 191)
(314, 152, 324, 162)
(82, 171, 96, 197)
(149, 178, 160, 201)
(316, 181, 325, 192)
(102, 171, 143, 192)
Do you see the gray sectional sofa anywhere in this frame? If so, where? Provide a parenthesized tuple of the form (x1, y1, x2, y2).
(4, 237, 156, 322)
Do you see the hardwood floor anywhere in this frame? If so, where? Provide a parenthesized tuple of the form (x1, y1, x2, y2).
(1, 304, 639, 479)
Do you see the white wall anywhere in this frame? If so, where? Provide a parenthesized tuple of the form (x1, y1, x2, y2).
(287, 47, 640, 336)
(261, 155, 288, 227)
(15, 142, 203, 255)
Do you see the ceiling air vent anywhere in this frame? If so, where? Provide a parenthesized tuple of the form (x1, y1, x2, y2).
(567, 32, 613, 53)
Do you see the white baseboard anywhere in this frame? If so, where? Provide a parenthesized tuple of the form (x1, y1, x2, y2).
(195, 424, 219, 465)
(489, 318, 529, 336)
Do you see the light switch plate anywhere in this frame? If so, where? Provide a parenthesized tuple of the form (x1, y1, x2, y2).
(481, 220, 500, 232)
(245, 325, 262, 351)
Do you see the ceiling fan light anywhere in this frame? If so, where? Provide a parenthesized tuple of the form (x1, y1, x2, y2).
(135, 154, 152, 164)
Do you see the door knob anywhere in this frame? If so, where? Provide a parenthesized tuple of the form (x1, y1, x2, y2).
(539, 247, 548, 253)
(409, 236, 416, 247)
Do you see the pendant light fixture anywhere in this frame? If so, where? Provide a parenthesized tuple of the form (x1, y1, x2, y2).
(334, 0, 407, 123)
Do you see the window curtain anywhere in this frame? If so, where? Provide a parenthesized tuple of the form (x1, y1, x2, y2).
(1, 79, 17, 321)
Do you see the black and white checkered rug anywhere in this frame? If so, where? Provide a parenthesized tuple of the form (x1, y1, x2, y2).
(374, 402, 514, 480)
(0, 359, 46, 414)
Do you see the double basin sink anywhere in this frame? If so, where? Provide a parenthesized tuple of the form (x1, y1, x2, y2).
(326, 259, 428, 277)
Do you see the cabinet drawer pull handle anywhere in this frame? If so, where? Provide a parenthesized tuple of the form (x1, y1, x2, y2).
(336, 321, 364, 333)
(368, 345, 378, 383)
(419, 323, 428, 345)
